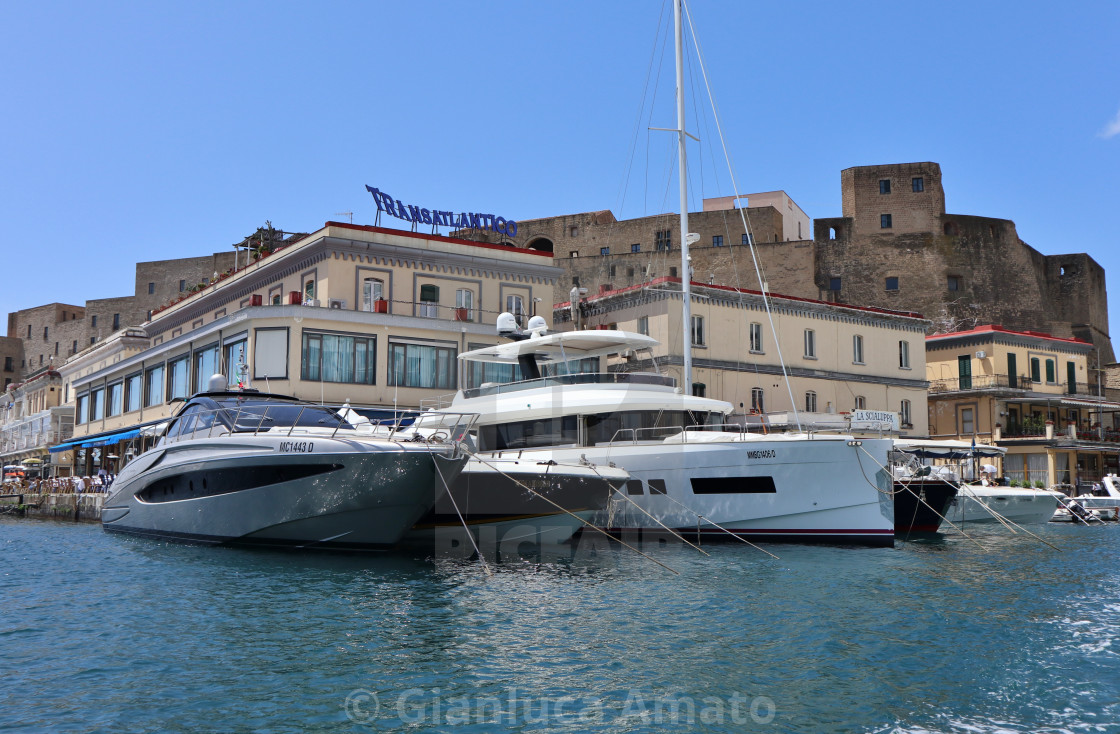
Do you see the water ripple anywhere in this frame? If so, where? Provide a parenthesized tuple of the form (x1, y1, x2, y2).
(1, 519, 1118, 732)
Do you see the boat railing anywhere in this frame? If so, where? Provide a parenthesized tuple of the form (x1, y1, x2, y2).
(604, 420, 871, 447)
(163, 406, 478, 445)
(461, 372, 676, 399)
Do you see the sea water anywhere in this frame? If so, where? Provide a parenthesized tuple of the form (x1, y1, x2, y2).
(1, 518, 1118, 733)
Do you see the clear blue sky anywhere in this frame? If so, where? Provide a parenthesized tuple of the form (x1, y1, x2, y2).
(2, 1, 1118, 340)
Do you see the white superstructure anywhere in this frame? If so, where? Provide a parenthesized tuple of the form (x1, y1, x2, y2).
(443, 327, 895, 546)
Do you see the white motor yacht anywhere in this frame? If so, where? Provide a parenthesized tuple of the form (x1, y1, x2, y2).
(945, 483, 1060, 525)
(438, 324, 896, 546)
(102, 383, 474, 550)
(1052, 474, 1120, 522)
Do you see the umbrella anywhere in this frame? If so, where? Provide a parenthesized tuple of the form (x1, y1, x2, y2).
(21, 458, 42, 465)
(981, 463, 998, 474)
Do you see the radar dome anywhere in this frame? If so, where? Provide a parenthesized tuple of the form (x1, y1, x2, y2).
(527, 315, 548, 334)
(496, 312, 518, 334)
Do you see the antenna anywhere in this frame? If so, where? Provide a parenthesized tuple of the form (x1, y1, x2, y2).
(334, 211, 354, 224)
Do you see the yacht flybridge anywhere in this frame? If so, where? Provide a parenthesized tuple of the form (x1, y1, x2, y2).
(436, 318, 897, 546)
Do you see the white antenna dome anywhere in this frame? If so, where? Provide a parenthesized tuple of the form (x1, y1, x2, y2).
(496, 312, 518, 335)
(527, 315, 548, 335)
(207, 374, 228, 392)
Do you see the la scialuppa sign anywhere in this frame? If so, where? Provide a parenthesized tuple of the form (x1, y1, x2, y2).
(366, 186, 518, 237)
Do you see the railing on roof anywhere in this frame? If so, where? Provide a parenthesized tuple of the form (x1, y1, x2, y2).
(460, 372, 677, 400)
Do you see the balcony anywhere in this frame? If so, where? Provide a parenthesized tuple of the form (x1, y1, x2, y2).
(929, 374, 1035, 394)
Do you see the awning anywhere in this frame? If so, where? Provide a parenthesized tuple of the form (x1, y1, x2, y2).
(1061, 399, 1120, 410)
(49, 426, 148, 453)
(893, 439, 1005, 459)
(80, 429, 141, 448)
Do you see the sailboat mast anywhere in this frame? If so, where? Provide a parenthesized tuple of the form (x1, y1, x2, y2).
(674, 0, 693, 390)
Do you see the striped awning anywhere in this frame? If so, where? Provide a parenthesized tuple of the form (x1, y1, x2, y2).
(1061, 398, 1120, 410)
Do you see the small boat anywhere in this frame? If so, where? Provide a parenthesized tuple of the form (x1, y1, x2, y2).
(1051, 474, 1120, 522)
(945, 484, 1060, 525)
(102, 381, 474, 550)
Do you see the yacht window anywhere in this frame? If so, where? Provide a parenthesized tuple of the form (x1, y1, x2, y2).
(477, 415, 578, 451)
(626, 479, 645, 495)
(217, 399, 350, 432)
(584, 410, 715, 445)
(166, 406, 199, 440)
(691, 476, 776, 494)
(647, 479, 667, 495)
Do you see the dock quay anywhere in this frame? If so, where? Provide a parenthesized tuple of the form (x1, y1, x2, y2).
(0, 492, 103, 522)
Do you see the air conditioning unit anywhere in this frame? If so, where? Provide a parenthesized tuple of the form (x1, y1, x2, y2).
(303, 299, 320, 308)
(976, 351, 986, 359)
(328, 299, 346, 310)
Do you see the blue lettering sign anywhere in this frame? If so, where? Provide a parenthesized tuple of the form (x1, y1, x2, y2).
(365, 185, 518, 238)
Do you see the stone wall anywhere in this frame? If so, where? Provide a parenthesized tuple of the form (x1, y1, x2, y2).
(818, 162, 1114, 365)
(0, 336, 22, 390)
(5, 304, 87, 377)
(4, 252, 241, 381)
(135, 252, 239, 315)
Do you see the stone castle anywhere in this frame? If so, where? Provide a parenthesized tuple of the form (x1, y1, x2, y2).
(460, 161, 1113, 366)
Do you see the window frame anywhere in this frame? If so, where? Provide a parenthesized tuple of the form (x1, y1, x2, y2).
(749, 323, 763, 353)
(124, 372, 142, 413)
(388, 340, 457, 390)
(899, 340, 911, 369)
(691, 315, 705, 347)
(853, 334, 865, 365)
(300, 330, 377, 385)
(803, 329, 816, 359)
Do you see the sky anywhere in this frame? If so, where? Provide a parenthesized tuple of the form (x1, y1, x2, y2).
(2, 0, 1118, 338)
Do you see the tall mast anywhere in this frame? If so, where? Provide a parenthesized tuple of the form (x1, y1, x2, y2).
(674, 0, 693, 390)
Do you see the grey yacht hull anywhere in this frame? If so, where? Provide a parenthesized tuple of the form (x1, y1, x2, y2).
(102, 439, 465, 550)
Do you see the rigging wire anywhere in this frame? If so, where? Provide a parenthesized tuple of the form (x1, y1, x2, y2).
(682, 0, 802, 430)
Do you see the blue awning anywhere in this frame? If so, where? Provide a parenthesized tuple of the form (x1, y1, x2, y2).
(81, 429, 141, 448)
(49, 428, 143, 453)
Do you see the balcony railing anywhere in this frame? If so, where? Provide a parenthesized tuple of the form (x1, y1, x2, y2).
(929, 374, 1035, 393)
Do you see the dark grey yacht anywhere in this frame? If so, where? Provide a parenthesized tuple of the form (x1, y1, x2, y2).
(101, 387, 473, 550)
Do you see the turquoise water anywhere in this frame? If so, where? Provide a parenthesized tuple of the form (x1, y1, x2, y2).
(1, 519, 1118, 733)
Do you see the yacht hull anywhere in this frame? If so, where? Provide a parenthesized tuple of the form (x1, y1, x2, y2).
(544, 435, 896, 547)
(893, 480, 959, 535)
(102, 439, 465, 550)
(405, 458, 627, 546)
(944, 487, 1059, 525)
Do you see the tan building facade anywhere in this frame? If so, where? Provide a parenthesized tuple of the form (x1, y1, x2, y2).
(557, 278, 930, 436)
(0, 367, 72, 471)
(926, 325, 1120, 487)
(54, 222, 560, 475)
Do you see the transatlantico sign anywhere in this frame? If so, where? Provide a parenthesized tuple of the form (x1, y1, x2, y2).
(365, 185, 518, 236)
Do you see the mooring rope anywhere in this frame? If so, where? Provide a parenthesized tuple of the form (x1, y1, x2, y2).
(466, 451, 680, 575)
